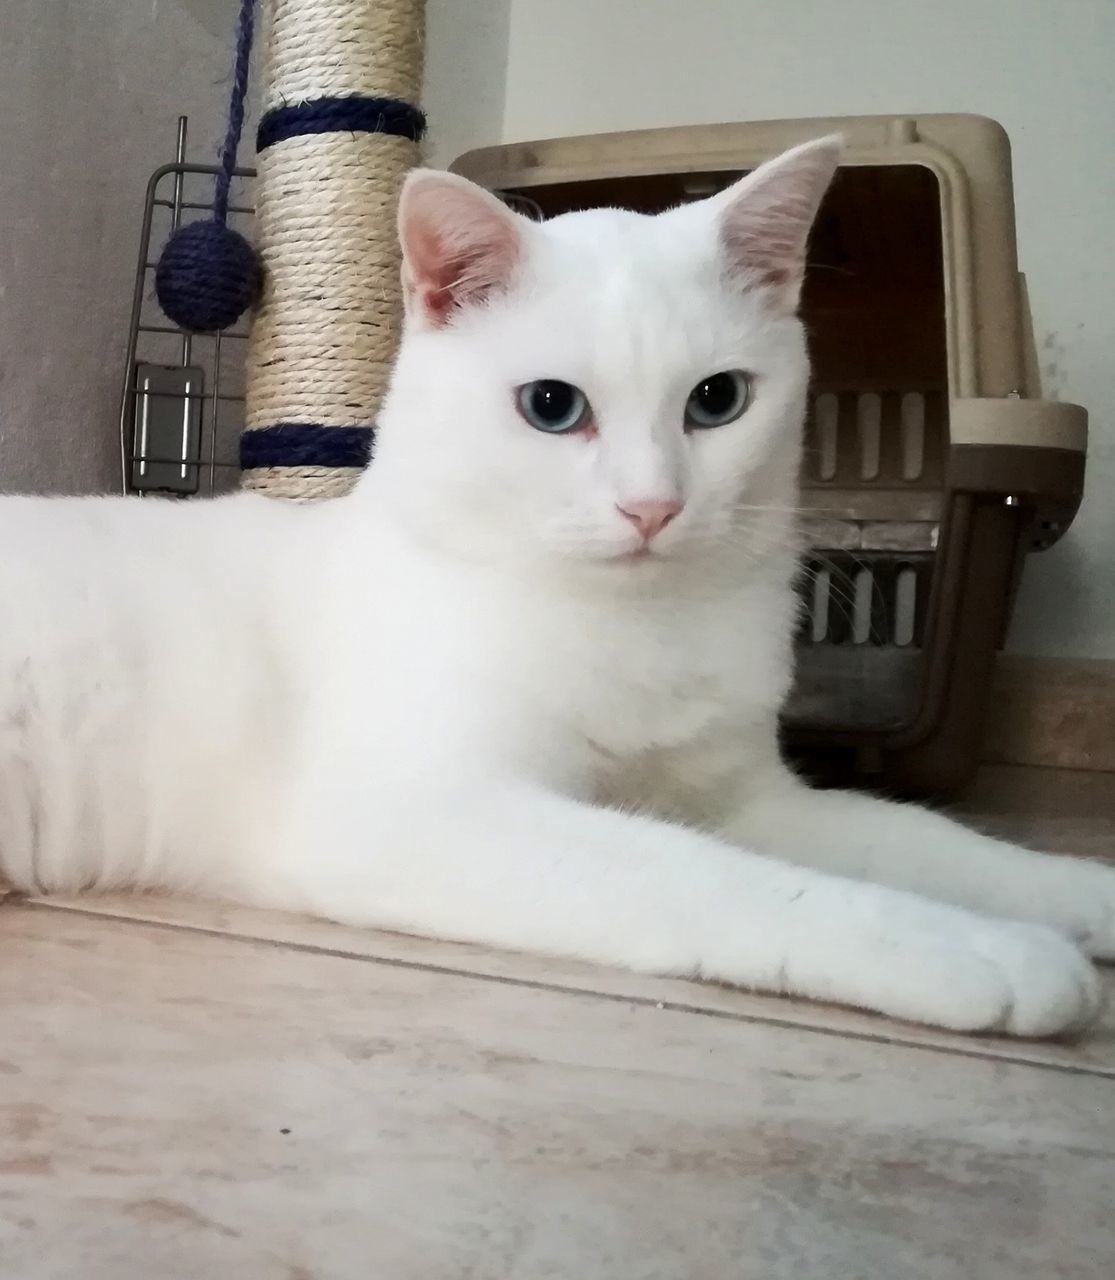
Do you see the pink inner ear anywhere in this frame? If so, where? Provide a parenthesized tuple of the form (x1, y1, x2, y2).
(716, 138, 841, 305)
(721, 204, 809, 293)
(402, 179, 522, 326)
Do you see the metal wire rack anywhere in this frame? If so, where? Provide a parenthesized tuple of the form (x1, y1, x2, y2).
(118, 117, 256, 497)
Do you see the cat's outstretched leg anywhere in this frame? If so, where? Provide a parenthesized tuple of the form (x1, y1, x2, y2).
(726, 773, 1115, 960)
(268, 781, 1099, 1037)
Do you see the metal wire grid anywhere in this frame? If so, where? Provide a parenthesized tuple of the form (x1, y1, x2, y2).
(117, 118, 256, 497)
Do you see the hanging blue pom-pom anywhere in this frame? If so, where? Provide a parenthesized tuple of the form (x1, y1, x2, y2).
(153, 0, 261, 335)
(155, 219, 262, 333)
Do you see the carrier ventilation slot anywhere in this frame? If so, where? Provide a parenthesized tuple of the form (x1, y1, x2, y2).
(805, 390, 935, 484)
(799, 555, 931, 648)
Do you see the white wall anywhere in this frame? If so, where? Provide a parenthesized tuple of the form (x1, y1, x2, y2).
(501, 0, 1115, 660)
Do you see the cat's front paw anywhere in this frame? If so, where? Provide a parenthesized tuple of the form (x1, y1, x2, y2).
(961, 921, 1103, 1036)
(873, 912, 1102, 1038)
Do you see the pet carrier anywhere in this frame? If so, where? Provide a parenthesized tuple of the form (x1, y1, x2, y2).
(450, 115, 1087, 794)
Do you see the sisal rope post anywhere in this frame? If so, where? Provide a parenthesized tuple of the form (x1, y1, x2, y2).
(242, 0, 427, 500)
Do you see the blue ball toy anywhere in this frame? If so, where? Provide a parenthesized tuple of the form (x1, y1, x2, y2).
(154, 0, 261, 334)
(155, 219, 262, 333)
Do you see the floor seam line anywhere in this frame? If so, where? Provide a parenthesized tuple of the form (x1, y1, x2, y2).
(11, 897, 1114, 1082)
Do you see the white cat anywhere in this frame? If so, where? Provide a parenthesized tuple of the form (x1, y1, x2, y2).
(1, 137, 1112, 1038)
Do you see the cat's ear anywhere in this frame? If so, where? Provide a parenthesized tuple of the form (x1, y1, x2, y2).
(713, 135, 842, 310)
(397, 170, 524, 328)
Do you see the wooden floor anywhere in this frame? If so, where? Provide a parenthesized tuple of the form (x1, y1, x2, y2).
(1, 764, 1113, 1278)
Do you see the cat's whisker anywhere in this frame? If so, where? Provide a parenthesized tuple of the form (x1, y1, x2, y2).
(729, 501, 809, 517)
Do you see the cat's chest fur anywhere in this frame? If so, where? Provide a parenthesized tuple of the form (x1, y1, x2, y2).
(538, 596, 749, 752)
(394, 555, 797, 798)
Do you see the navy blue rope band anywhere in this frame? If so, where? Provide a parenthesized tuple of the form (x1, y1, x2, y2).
(240, 424, 374, 470)
(257, 96, 427, 151)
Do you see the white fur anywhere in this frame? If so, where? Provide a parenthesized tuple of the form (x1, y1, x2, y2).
(1, 139, 1111, 1038)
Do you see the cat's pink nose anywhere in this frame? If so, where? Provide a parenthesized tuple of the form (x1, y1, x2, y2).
(616, 499, 683, 542)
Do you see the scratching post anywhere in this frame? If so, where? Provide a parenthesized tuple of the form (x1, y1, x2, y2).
(242, 0, 427, 500)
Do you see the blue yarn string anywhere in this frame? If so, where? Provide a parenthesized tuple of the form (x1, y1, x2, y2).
(257, 96, 427, 150)
(214, 0, 257, 224)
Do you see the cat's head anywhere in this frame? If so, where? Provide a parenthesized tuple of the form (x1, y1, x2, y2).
(370, 137, 840, 577)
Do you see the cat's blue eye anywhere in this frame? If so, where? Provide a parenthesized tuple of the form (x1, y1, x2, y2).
(516, 380, 590, 434)
(685, 370, 752, 429)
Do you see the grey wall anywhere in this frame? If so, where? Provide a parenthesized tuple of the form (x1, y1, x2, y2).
(0, 0, 511, 496)
(0, 0, 237, 494)
(422, 0, 512, 167)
